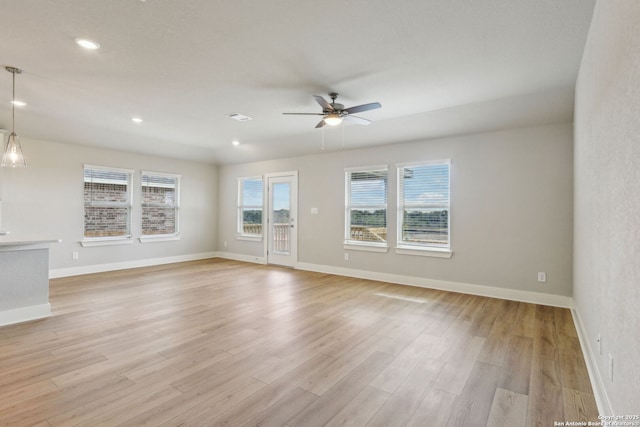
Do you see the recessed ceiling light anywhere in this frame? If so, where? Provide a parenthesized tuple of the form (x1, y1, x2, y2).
(226, 113, 252, 122)
(232, 140, 240, 146)
(75, 38, 100, 50)
(131, 117, 143, 123)
(11, 100, 27, 107)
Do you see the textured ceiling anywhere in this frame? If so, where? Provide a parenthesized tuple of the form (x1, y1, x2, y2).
(1, 0, 595, 164)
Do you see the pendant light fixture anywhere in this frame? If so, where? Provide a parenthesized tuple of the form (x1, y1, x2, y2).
(1, 66, 26, 168)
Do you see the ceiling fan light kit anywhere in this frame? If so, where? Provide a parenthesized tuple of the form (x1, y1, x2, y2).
(323, 113, 343, 126)
(283, 92, 381, 129)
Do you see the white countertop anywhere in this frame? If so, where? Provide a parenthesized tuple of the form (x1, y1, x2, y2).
(0, 235, 61, 247)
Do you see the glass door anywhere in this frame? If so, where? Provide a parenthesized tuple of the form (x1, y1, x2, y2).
(266, 173, 297, 267)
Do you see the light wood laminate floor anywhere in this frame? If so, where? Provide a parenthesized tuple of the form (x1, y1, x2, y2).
(0, 259, 598, 426)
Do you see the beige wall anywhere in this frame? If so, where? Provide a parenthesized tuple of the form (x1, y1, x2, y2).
(574, 0, 640, 414)
(0, 138, 218, 271)
(219, 123, 574, 296)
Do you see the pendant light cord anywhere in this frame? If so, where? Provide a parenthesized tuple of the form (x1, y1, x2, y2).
(5, 66, 22, 134)
(11, 70, 15, 133)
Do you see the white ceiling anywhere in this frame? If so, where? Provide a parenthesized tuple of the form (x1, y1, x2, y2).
(1, 0, 595, 164)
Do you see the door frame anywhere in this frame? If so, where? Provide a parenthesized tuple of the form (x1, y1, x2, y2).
(264, 171, 298, 267)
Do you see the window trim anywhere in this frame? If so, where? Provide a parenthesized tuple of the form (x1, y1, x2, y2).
(139, 235, 181, 243)
(344, 164, 389, 250)
(140, 170, 181, 240)
(343, 242, 389, 253)
(81, 237, 134, 247)
(396, 159, 452, 257)
(237, 176, 264, 241)
(395, 246, 453, 258)
(82, 164, 134, 246)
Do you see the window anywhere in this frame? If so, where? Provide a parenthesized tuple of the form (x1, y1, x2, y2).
(345, 165, 388, 250)
(141, 171, 180, 237)
(237, 177, 263, 239)
(397, 160, 451, 255)
(83, 165, 133, 240)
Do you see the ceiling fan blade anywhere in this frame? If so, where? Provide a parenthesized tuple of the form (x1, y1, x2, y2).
(282, 112, 325, 115)
(313, 95, 334, 112)
(344, 115, 372, 126)
(344, 102, 381, 114)
(315, 120, 326, 128)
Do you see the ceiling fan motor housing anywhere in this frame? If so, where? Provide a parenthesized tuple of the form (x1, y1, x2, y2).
(328, 92, 344, 113)
(328, 103, 344, 113)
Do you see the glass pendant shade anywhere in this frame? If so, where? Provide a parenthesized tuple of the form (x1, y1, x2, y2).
(1, 132, 26, 168)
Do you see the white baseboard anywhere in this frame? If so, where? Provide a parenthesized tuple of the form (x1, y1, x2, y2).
(571, 308, 612, 415)
(51, 252, 572, 308)
(0, 303, 51, 327)
(216, 252, 266, 265)
(295, 262, 573, 308)
(49, 252, 218, 278)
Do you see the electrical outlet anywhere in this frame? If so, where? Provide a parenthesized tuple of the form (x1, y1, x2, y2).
(537, 272, 547, 282)
(344, 253, 349, 261)
(72, 251, 79, 260)
(597, 334, 602, 355)
(223, 241, 227, 248)
(608, 354, 614, 381)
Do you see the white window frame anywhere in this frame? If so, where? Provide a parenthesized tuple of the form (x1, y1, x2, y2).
(344, 165, 389, 252)
(81, 164, 134, 247)
(139, 170, 181, 243)
(237, 176, 264, 242)
(396, 160, 452, 258)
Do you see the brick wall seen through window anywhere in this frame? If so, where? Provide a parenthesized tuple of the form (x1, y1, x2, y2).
(84, 166, 133, 238)
(142, 172, 180, 236)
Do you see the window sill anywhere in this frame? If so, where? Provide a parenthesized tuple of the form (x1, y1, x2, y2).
(236, 234, 262, 242)
(395, 245, 453, 258)
(81, 237, 133, 247)
(139, 234, 181, 243)
(343, 242, 389, 253)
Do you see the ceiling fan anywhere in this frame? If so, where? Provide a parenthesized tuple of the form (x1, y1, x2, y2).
(283, 93, 381, 128)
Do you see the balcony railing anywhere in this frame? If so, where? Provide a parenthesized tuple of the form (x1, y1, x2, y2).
(402, 227, 448, 245)
(242, 223, 290, 252)
(243, 224, 262, 235)
(348, 225, 387, 242)
(243, 224, 447, 245)
(272, 224, 289, 252)
(243, 224, 388, 244)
